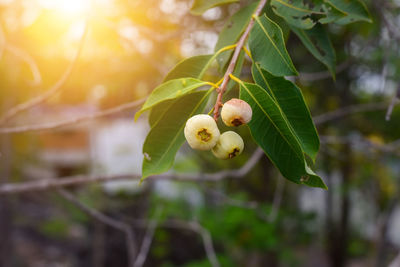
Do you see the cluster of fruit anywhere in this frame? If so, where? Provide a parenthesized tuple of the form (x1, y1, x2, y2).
(184, 98, 253, 159)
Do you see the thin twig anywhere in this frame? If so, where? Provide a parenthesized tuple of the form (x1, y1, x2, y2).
(162, 220, 220, 267)
(320, 135, 400, 157)
(313, 102, 387, 125)
(0, 21, 89, 126)
(133, 207, 163, 267)
(385, 84, 400, 121)
(0, 98, 145, 134)
(0, 148, 264, 194)
(120, 218, 220, 267)
(268, 176, 285, 222)
(213, 0, 268, 121)
(0, 23, 41, 85)
(296, 61, 350, 82)
(373, 1, 400, 121)
(208, 176, 285, 223)
(5, 44, 42, 86)
(57, 188, 137, 266)
(388, 251, 400, 267)
(374, 2, 400, 42)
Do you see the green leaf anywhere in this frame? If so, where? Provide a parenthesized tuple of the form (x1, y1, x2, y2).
(149, 55, 213, 127)
(142, 90, 212, 180)
(190, 0, 238, 15)
(314, 0, 347, 24)
(238, 81, 326, 189)
(270, 0, 317, 29)
(290, 24, 336, 78)
(164, 55, 213, 82)
(249, 14, 298, 77)
(252, 64, 320, 161)
(148, 99, 175, 128)
(326, 0, 372, 24)
(214, 2, 258, 71)
(135, 78, 209, 120)
(270, 0, 347, 28)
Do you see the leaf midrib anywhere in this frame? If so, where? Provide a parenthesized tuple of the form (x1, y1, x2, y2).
(143, 81, 208, 110)
(254, 16, 294, 73)
(241, 83, 304, 162)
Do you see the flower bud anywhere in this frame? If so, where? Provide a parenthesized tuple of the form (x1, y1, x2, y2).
(212, 131, 244, 159)
(184, 114, 220, 150)
(221, 98, 252, 127)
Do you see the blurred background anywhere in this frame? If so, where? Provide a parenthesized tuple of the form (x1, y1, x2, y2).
(0, 0, 400, 266)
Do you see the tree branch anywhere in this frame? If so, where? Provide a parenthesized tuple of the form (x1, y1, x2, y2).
(268, 176, 285, 222)
(57, 188, 137, 267)
(388, 251, 400, 267)
(133, 207, 163, 267)
(0, 148, 264, 194)
(313, 102, 387, 125)
(161, 220, 220, 267)
(296, 61, 350, 82)
(4, 44, 42, 86)
(208, 176, 285, 223)
(0, 99, 390, 134)
(320, 135, 400, 157)
(385, 84, 400, 121)
(213, 0, 268, 121)
(0, 21, 89, 126)
(0, 98, 145, 134)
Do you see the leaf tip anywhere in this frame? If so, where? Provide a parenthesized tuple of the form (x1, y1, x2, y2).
(134, 112, 141, 122)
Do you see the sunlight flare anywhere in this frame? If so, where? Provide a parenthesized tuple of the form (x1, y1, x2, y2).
(39, 0, 90, 17)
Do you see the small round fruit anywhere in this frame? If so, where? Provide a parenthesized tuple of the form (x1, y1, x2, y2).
(184, 114, 220, 150)
(212, 131, 244, 159)
(221, 98, 252, 127)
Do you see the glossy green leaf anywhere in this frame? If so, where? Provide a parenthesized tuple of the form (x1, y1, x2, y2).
(191, 0, 238, 15)
(149, 55, 213, 127)
(135, 78, 209, 120)
(148, 99, 175, 128)
(142, 90, 212, 180)
(290, 24, 336, 78)
(270, 0, 347, 28)
(214, 2, 258, 71)
(238, 81, 326, 189)
(252, 64, 320, 161)
(270, 0, 316, 29)
(326, 0, 372, 24)
(314, 0, 347, 24)
(164, 55, 213, 81)
(249, 14, 298, 77)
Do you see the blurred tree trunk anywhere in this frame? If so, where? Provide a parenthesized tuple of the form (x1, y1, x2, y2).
(326, 144, 353, 267)
(92, 221, 106, 267)
(375, 197, 398, 266)
(0, 134, 13, 267)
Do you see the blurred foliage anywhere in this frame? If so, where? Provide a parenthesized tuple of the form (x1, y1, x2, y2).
(1, 0, 400, 266)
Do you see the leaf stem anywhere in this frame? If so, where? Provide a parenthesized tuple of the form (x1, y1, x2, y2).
(213, 0, 268, 121)
(242, 46, 253, 60)
(198, 44, 237, 80)
(229, 74, 243, 85)
(205, 82, 220, 89)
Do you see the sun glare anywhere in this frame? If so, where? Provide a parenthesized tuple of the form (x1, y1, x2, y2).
(39, 0, 90, 17)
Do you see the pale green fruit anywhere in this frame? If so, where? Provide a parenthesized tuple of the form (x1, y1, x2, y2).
(212, 131, 244, 159)
(221, 98, 252, 127)
(184, 114, 220, 150)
